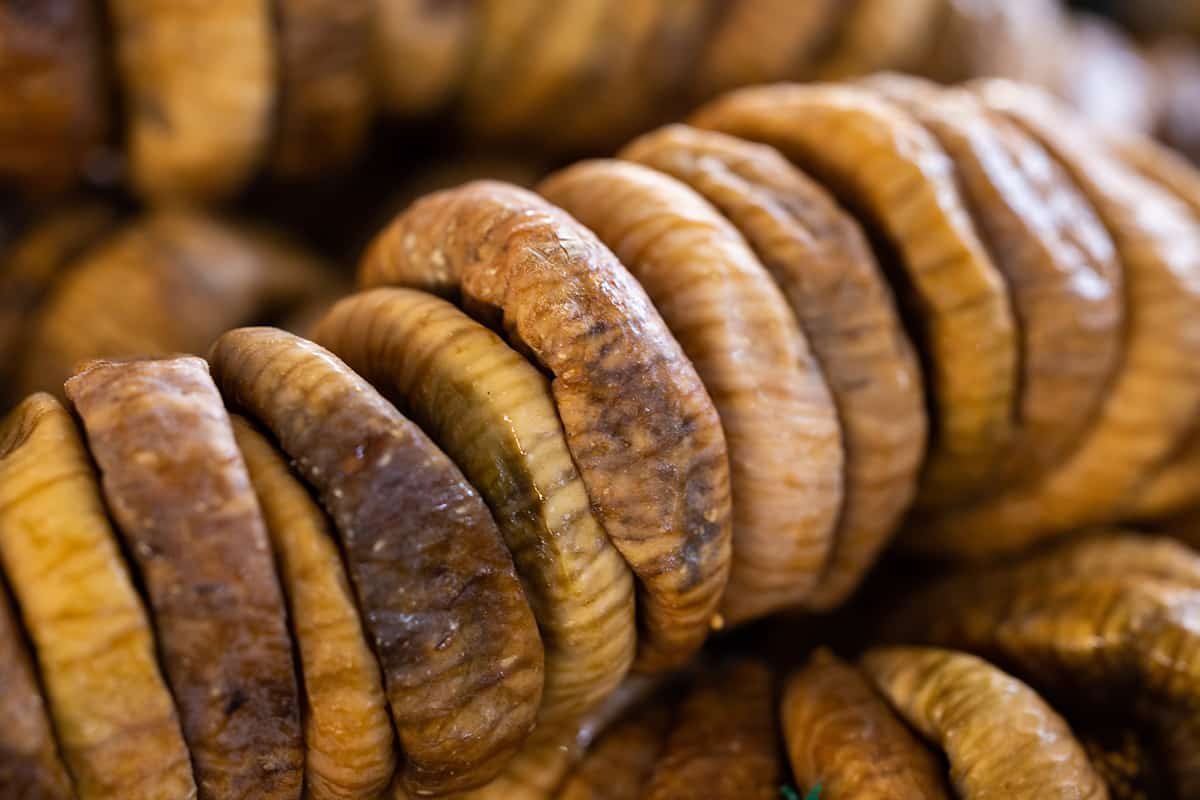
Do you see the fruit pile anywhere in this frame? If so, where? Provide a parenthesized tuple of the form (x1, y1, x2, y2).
(5, 73, 1200, 799)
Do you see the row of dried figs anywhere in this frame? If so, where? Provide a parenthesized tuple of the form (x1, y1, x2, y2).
(5, 0, 1196, 204)
(4, 74, 1200, 798)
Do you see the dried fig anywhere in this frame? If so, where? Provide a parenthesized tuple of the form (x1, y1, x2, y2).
(208, 327, 543, 795)
(555, 700, 672, 800)
(908, 80, 1200, 557)
(359, 181, 731, 672)
(0, 394, 195, 798)
(65, 356, 302, 799)
(620, 124, 926, 609)
(0, 581, 73, 799)
(313, 288, 636, 724)
(812, 0, 941, 79)
(861, 646, 1108, 799)
(541, 159, 842, 624)
(863, 74, 1123, 487)
(0, 0, 105, 196)
(692, 83, 1017, 509)
(108, 0, 274, 202)
(372, 0, 474, 116)
(781, 648, 950, 799)
(231, 416, 396, 800)
(272, 0, 373, 177)
(640, 660, 780, 800)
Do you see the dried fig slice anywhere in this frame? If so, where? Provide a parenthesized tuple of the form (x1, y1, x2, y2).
(372, 0, 474, 116)
(641, 660, 780, 800)
(906, 80, 1200, 557)
(811, 0, 942, 79)
(314, 288, 636, 723)
(272, 0, 373, 177)
(19, 210, 340, 398)
(0, 0, 105, 196)
(862, 74, 1123, 486)
(861, 646, 1108, 800)
(0, 394, 195, 799)
(359, 180, 730, 672)
(65, 356, 302, 799)
(555, 700, 673, 800)
(692, 83, 1017, 508)
(781, 648, 951, 799)
(108, 0, 274, 202)
(231, 416, 396, 800)
(207, 327, 543, 795)
(0, 582, 73, 799)
(620, 124, 926, 609)
(541, 159, 842, 624)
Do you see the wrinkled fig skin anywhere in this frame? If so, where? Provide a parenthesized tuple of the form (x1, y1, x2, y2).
(0, 395, 196, 799)
(782, 649, 951, 799)
(641, 660, 780, 800)
(555, 701, 672, 800)
(541, 160, 843, 625)
(0, 583, 73, 800)
(692, 84, 1018, 510)
(65, 357, 302, 800)
(905, 80, 1200, 558)
(232, 417, 396, 800)
(0, 0, 105, 195)
(861, 647, 1108, 800)
(620, 124, 927, 610)
(208, 327, 544, 795)
(864, 74, 1123, 489)
(314, 289, 636, 724)
(108, 0, 274, 203)
(359, 181, 731, 671)
(273, 0, 373, 177)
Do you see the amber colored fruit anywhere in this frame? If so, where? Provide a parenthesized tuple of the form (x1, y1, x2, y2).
(314, 288, 636, 724)
(781, 649, 950, 799)
(621, 124, 926, 610)
(693, 83, 1017, 509)
(66, 356, 303, 800)
(555, 699, 672, 800)
(272, 0, 373, 177)
(0, 0, 105, 196)
(641, 660, 780, 800)
(208, 327, 543, 795)
(812, 0, 941, 80)
(541, 159, 842, 624)
(861, 647, 1108, 800)
(863, 74, 1123, 488)
(909, 80, 1200, 558)
(372, 0, 474, 116)
(0, 394, 195, 799)
(232, 417, 396, 800)
(0, 580, 73, 799)
(359, 180, 730, 672)
(108, 0, 274, 202)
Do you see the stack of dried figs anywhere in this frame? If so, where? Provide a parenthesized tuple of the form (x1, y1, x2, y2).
(4, 0, 1196, 206)
(4, 73, 1200, 799)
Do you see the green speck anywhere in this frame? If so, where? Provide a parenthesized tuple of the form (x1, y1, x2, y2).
(779, 787, 800, 800)
(805, 785, 823, 800)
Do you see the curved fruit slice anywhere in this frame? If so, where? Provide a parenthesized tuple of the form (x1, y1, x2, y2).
(231, 416, 396, 800)
(641, 660, 780, 800)
(555, 699, 673, 800)
(781, 649, 951, 799)
(272, 0, 373, 177)
(19, 210, 338, 397)
(693, 83, 1017, 508)
(0, 394, 195, 799)
(65, 356, 302, 799)
(0, 0, 105, 196)
(359, 180, 730, 672)
(314, 288, 636, 724)
(621, 124, 926, 610)
(863, 74, 1123, 487)
(108, 0, 274, 202)
(861, 647, 1107, 800)
(812, 0, 942, 79)
(372, 0, 474, 115)
(0, 582, 73, 799)
(906, 80, 1200, 557)
(541, 159, 842, 624)
(208, 327, 543, 795)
